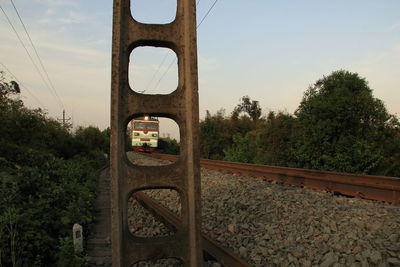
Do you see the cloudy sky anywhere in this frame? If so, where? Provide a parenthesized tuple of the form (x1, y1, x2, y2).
(1, 0, 399, 139)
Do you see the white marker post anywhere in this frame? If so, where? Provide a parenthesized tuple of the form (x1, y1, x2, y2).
(72, 223, 83, 253)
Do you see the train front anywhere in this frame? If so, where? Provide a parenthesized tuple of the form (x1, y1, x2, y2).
(131, 116, 159, 152)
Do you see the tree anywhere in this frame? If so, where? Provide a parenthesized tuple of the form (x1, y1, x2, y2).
(233, 96, 262, 122)
(224, 133, 254, 163)
(75, 126, 105, 152)
(101, 127, 111, 154)
(294, 70, 400, 175)
(158, 138, 180, 155)
(0, 71, 20, 95)
(199, 110, 231, 159)
(257, 111, 297, 166)
(0, 71, 22, 112)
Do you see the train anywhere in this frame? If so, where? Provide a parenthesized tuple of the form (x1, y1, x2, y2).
(130, 116, 159, 152)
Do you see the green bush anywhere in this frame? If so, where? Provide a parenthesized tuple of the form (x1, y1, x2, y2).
(0, 71, 108, 266)
(158, 138, 180, 155)
(56, 237, 85, 267)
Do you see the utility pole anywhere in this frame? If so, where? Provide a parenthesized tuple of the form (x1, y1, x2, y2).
(57, 109, 71, 128)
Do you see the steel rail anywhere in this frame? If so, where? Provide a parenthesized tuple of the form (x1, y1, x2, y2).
(133, 192, 251, 267)
(148, 153, 400, 204)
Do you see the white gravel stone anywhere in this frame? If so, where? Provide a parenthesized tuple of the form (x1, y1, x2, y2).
(127, 152, 400, 266)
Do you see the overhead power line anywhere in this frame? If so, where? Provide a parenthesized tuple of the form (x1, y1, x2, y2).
(9, 0, 64, 109)
(141, 51, 169, 93)
(151, 57, 177, 93)
(145, 0, 219, 94)
(197, 0, 218, 28)
(0, 3, 64, 110)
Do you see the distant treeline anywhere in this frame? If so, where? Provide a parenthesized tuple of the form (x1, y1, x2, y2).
(0, 71, 109, 266)
(200, 70, 400, 177)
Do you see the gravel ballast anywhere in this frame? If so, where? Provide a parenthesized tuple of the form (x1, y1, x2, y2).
(127, 152, 400, 266)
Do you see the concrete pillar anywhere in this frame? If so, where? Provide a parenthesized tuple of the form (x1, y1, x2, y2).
(110, 1, 202, 266)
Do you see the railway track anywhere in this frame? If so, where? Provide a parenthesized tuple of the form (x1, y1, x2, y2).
(134, 192, 250, 267)
(87, 165, 250, 266)
(148, 153, 400, 204)
(87, 153, 400, 266)
(128, 153, 400, 266)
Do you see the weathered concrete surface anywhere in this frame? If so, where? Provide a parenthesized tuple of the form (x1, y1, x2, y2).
(110, 0, 202, 266)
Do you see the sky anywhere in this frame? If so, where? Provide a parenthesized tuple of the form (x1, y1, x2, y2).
(0, 0, 399, 140)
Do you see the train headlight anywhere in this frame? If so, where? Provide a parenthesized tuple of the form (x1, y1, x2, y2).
(134, 132, 139, 136)
(152, 134, 158, 137)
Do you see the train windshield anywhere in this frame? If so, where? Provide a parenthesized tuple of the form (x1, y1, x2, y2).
(134, 122, 145, 129)
(133, 121, 158, 130)
(146, 122, 158, 130)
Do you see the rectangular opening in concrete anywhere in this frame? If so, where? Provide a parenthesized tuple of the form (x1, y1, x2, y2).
(131, 0, 177, 24)
(126, 116, 180, 164)
(129, 47, 178, 95)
